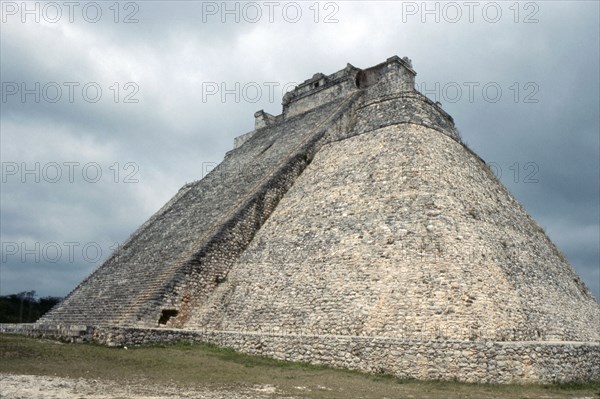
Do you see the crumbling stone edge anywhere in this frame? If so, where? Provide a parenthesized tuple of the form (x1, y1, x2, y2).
(1, 323, 598, 384)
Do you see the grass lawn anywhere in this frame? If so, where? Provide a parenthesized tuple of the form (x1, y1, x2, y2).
(1, 334, 598, 399)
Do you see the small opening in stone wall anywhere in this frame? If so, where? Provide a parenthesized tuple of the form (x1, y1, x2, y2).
(355, 72, 362, 88)
(158, 309, 178, 325)
(355, 69, 383, 89)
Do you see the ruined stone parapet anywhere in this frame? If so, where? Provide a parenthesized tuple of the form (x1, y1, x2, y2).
(233, 55, 453, 148)
(92, 328, 600, 384)
(281, 64, 359, 118)
(279, 55, 416, 118)
(4, 323, 598, 384)
(0, 323, 91, 342)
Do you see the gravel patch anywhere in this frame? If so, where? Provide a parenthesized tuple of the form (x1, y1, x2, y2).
(0, 373, 293, 399)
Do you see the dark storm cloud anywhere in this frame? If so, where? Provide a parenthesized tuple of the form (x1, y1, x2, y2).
(1, 1, 598, 301)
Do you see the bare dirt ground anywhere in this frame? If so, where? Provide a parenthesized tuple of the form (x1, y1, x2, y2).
(0, 373, 292, 399)
(2, 373, 599, 399)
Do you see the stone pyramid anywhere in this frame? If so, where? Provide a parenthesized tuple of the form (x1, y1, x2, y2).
(37, 56, 599, 383)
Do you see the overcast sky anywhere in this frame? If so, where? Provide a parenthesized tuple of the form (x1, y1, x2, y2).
(1, 1, 598, 301)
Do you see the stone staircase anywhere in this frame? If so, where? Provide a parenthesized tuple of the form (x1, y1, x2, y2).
(40, 93, 362, 327)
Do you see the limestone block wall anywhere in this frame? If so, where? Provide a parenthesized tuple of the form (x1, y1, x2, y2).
(188, 123, 600, 342)
(283, 74, 359, 118)
(282, 56, 415, 119)
(356, 56, 416, 96)
(0, 323, 90, 341)
(252, 110, 282, 130)
(91, 328, 599, 384)
(2, 323, 598, 384)
(232, 129, 256, 149)
(347, 92, 459, 142)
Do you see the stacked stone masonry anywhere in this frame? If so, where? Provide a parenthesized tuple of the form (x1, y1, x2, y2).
(1, 324, 598, 384)
(22, 56, 600, 383)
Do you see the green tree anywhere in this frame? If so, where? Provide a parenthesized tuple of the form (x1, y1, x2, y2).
(0, 291, 62, 323)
